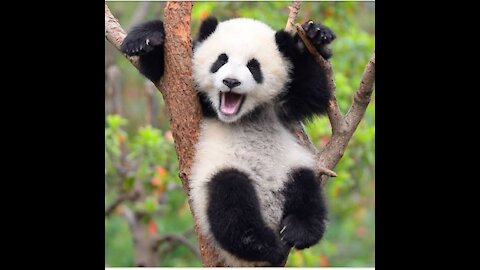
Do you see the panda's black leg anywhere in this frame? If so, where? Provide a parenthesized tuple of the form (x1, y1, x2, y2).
(280, 168, 327, 249)
(207, 168, 289, 265)
(121, 20, 165, 82)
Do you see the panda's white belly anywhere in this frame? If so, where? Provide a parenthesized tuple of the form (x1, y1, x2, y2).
(189, 110, 316, 246)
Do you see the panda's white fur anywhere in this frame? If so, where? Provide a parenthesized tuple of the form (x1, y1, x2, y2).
(192, 18, 291, 123)
(189, 18, 316, 266)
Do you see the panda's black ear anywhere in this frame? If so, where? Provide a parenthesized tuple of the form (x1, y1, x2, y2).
(275, 30, 296, 59)
(197, 16, 218, 42)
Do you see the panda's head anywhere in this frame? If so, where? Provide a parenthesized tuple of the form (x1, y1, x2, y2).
(193, 17, 291, 123)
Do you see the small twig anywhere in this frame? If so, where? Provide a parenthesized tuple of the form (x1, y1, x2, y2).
(317, 166, 337, 178)
(285, 1, 301, 34)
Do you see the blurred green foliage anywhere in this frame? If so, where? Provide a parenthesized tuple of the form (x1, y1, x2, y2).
(105, 1, 374, 267)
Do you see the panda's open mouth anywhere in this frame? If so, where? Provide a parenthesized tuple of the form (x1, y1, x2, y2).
(219, 92, 245, 116)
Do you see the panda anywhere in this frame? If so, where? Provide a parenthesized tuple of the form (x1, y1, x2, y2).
(121, 16, 336, 266)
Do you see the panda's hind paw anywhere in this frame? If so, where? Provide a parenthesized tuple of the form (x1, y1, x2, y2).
(280, 215, 326, 250)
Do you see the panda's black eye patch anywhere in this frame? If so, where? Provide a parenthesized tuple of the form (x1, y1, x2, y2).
(247, 58, 263, 83)
(210, 53, 229, 73)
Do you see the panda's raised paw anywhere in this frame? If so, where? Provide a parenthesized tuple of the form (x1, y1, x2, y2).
(120, 20, 165, 56)
(301, 20, 336, 46)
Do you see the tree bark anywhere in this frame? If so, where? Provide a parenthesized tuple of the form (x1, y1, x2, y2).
(160, 2, 224, 266)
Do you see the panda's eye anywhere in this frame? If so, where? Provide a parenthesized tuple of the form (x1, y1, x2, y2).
(247, 58, 260, 69)
(218, 53, 228, 62)
(210, 53, 229, 73)
(247, 58, 263, 83)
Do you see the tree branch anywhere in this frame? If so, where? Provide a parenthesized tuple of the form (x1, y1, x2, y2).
(345, 52, 376, 127)
(285, 0, 301, 34)
(153, 233, 201, 259)
(105, 4, 139, 68)
(105, 192, 135, 217)
(292, 22, 375, 183)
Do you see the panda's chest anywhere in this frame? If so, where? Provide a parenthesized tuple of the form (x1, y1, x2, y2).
(193, 115, 315, 188)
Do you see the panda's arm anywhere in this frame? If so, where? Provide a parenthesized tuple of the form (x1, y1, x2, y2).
(121, 18, 218, 118)
(121, 20, 165, 82)
(275, 21, 336, 122)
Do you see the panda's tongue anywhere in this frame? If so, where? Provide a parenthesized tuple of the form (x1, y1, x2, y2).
(220, 92, 244, 115)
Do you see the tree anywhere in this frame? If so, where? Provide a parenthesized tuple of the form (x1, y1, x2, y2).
(105, 1, 375, 266)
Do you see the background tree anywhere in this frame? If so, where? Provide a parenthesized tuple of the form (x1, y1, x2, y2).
(105, 1, 375, 267)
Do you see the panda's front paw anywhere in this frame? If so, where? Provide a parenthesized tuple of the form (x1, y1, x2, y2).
(302, 21, 336, 46)
(280, 215, 326, 250)
(120, 20, 165, 56)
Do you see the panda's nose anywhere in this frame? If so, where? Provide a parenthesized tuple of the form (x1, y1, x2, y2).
(223, 78, 241, 89)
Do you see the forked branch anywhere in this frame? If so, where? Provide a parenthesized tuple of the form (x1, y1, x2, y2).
(292, 22, 375, 182)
